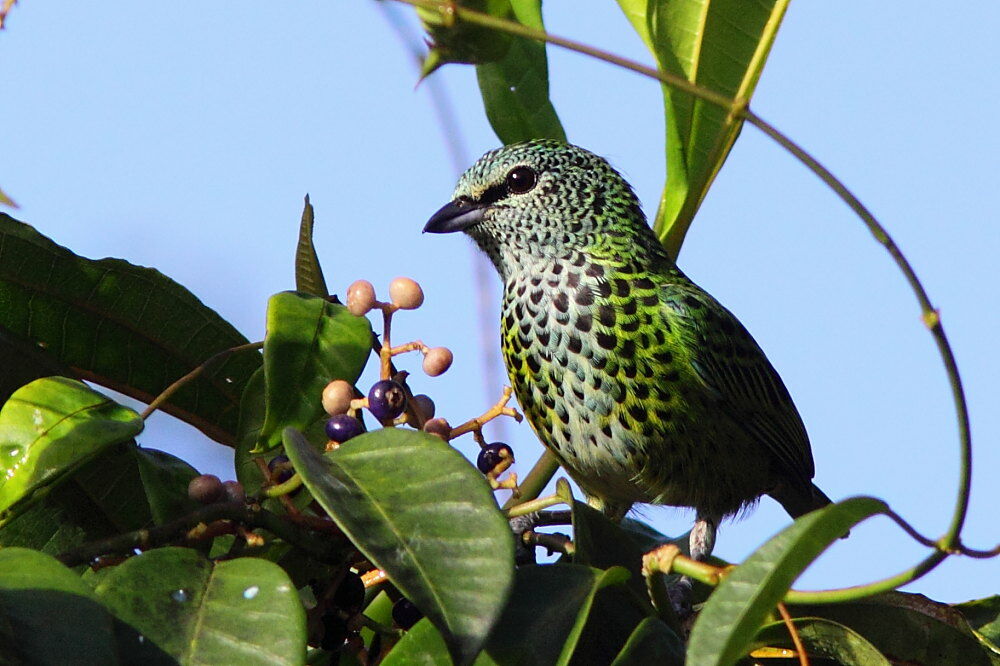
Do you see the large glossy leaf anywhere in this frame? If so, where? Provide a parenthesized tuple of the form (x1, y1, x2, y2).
(751, 616, 889, 666)
(0, 214, 261, 444)
(571, 500, 647, 600)
(687, 496, 887, 666)
(134, 447, 199, 525)
(295, 195, 328, 297)
(475, 0, 566, 144)
(615, 1, 790, 257)
(0, 377, 143, 525)
(610, 616, 684, 666)
(254, 292, 371, 452)
(94, 547, 306, 665)
(0, 325, 70, 405)
(0, 547, 119, 665)
(793, 592, 999, 666)
(284, 427, 513, 665)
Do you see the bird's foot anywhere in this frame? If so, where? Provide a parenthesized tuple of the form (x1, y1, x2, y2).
(666, 576, 695, 619)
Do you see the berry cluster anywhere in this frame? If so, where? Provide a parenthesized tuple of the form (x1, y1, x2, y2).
(188, 474, 246, 505)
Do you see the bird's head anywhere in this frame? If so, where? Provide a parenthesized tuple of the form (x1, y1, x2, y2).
(424, 140, 652, 276)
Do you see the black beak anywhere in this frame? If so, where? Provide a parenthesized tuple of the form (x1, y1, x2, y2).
(423, 198, 485, 234)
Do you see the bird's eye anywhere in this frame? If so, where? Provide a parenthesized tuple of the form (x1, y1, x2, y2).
(505, 166, 538, 195)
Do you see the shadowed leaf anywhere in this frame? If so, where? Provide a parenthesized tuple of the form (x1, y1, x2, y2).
(0, 214, 261, 445)
(752, 616, 889, 665)
(294, 195, 328, 297)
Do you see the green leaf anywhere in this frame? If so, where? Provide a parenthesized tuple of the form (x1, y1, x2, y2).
(686, 496, 887, 666)
(0, 325, 71, 405)
(571, 500, 648, 601)
(956, 596, 1000, 652)
(295, 195, 328, 298)
(254, 292, 371, 452)
(134, 447, 199, 525)
(477, 564, 631, 665)
(752, 616, 889, 665)
(0, 214, 261, 444)
(283, 427, 513, 665)
(0, 377, 143, 525)
(382, 618, 452, 665)
(610, 616, 685, 666)
(94, 547, 306, 665)
(793, 592, 1000, 666)
(616, 1, 790, 257)
(0, 547, 118, 665)
(475, 0, 566, 144)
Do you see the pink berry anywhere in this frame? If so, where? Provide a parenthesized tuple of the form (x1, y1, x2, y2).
(322, 380, 354, 415)
(423, 418, 452, 440)
(346, 280, 376, 316)
(389, 277, 424, 310)
(422, 347, 453, 377)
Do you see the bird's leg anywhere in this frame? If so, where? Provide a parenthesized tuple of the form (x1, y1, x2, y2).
(667, 512, 720, 619)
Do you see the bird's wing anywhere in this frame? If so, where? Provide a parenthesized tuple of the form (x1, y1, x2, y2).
(660, 284, 815, 484)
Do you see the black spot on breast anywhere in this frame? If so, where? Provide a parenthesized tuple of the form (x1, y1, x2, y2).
(531, 275, 542, 287)
(571, 254, 586, 267)
(624, 364, 637, 379)
(504, 312, 515, 330)
(537, 331, 550, 346)
(628, 404, 648, 422)
(635, 277, 655, 290)
(585, 263, 604, 278)
(530, 290, 543, 305)
(575, 313, 592, 332)
(596, 281, 612, 298)
(601, 424, 613, 437)
(554, 292, 569, 313)
(621, 318, 640, 332)
(634, 384, 650, 400)
(620, 339, 636, 358)
(567, 335, 582, 354)
(552, 263, 563, 275)
(622, 300, 637, 316)
(574, 286, 594, 306)
(614, 279, 630, 297)
(516, 283, 527, 297)
(592, 356, 607, 370)
(642, 294, 659, 306)
(596, 331, 617, 349)
(684, 296, 702, 309)
(527, 356, 541, 374)
(597, 305, 616, 327)
(567, 272, 580, 288)
(665, 369, 680, 382)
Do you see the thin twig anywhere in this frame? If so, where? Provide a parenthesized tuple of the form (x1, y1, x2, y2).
(777, 602, 809, 666)
(57, 501, 349, 567)
(140, 341, 263, 419)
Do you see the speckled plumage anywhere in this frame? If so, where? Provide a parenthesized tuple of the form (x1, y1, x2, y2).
(425, 140, 831, 527)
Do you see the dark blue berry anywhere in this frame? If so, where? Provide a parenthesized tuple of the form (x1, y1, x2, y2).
(477, 442, 513, 474)
(268, 454, 294, 484)
(333, 572, 365, 613)
(367, 380, 407, 421)
(392, 598, 423, 630)
(320, 611, 349, 652)
(326, 414, 363, 443)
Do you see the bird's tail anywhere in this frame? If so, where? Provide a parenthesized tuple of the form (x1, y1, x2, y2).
(771, 482, 833, 520)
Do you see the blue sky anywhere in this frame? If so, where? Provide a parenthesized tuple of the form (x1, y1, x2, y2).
(2, 3, 997, 602)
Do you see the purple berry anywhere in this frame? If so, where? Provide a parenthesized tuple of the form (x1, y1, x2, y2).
(222, 480, 246, 504)
(477, 443, 513, 474)
(188, 474, 224, 504)
(268, 454, 294, 484)
(367, 380, 407, 421)
(333, 572, 365, 613)
(392, 598, 423, 630)
(325, 414, 363, 443)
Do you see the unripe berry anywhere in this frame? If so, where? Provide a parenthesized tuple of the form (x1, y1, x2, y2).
(368, 380, 407, 421)
(423, 418, 452, 440)
(326, 414, 363, 443)
(392, 598, 423, 630)
(422, 347, 453, 377)
(388, 277, 424, 310)
(411, 394, 435, 420)
(222, 480, 246, 504)
(321, 380, 354, 416)
(346, 280, 376, 317)
(477, 442, 514, 475)
(188, 474, 224, 504)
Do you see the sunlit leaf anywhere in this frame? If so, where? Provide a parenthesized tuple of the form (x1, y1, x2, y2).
(0, 378, 143, 525)
(284, 427, 513, 665)
(616, 0, 790, 257)
(687, 496, 886, 666)
(94, 548, 306, 665)
(254, 292, 370, 452)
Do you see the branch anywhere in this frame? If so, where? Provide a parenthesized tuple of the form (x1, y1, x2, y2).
(57, 501, 349, 568)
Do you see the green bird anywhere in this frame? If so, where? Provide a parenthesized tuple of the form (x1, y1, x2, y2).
(424, 140, 832, 561)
